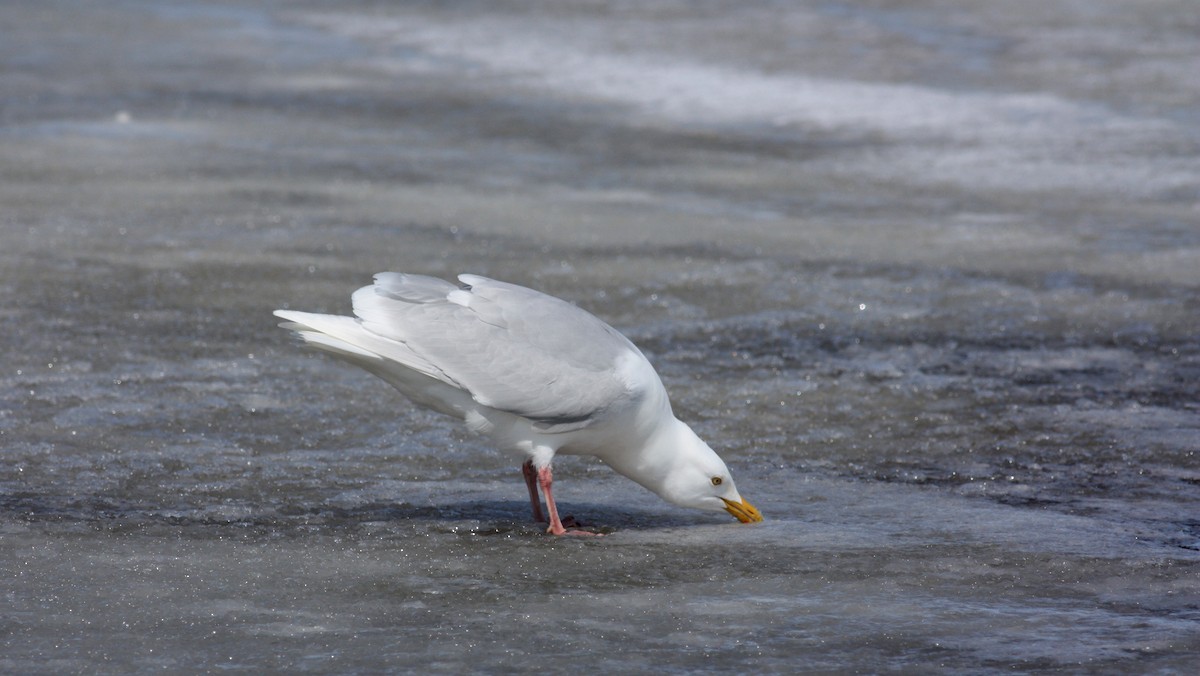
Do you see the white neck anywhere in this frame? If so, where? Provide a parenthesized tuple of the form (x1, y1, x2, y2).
(603, 416, 696, 501)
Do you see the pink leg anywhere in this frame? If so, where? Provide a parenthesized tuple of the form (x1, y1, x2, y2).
(521, 459, 546, 523)
(538, 465, 599, 536)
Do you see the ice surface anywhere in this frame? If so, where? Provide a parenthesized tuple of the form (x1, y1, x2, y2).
(1, 0, 1198, 673)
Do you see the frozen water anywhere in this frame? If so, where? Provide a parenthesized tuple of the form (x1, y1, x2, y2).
(2, 0, 1198, 672)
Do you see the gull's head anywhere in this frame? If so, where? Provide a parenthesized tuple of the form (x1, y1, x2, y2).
(635, 419, 763, 524)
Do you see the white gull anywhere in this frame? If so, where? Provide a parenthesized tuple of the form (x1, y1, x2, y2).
(275, 273, 762, 534)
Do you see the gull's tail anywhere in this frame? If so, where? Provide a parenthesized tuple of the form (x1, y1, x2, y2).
(274, 310, 384, 362)
(273, 307, 471, 418)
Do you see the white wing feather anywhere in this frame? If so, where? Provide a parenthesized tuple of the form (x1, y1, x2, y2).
(276, 273, 649, 429)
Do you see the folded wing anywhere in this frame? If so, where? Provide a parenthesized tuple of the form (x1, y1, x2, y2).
(278, 273, 646, 428)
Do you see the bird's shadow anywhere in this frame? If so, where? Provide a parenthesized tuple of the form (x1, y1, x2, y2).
(2, 495, 720, 538)
(282, 499, 721, 536)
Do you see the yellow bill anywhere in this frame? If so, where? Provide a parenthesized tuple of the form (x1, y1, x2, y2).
(721, 497, 764, 523)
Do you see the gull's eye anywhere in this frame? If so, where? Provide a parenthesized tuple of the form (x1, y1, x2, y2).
(711, 476, 723, 486)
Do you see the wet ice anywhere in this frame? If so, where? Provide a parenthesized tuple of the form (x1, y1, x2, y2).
(2, 0, 1199, 673)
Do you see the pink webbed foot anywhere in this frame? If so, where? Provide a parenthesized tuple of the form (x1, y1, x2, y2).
(537, 465, 602, 537)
